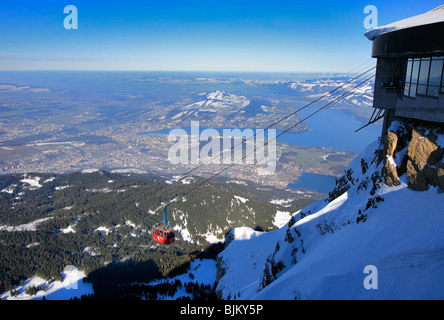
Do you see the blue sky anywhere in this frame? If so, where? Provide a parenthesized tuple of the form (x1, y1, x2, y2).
(0, 0, 441, 72)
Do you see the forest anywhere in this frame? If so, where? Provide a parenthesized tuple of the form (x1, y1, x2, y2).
(0, 170, 321, 298)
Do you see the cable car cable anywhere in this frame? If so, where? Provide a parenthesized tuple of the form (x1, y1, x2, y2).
(158, 73, 375, 210)
(146, 64, 376, 209)
(173, 65, 376, 184)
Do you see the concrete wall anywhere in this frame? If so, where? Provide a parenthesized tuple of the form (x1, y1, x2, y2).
(396, 92, 444, 123)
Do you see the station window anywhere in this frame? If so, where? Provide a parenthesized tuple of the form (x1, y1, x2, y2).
(404, 56, 444, 98)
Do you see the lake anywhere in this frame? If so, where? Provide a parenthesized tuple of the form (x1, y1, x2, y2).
(141, 108, 381, 193)
(277, 109, 381, 153)
(141, 109, 381, 154)
(141, 107, 381, 193)
(287, 173, 337, 194)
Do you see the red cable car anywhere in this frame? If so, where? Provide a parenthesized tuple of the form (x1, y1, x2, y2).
(152, 207, 175, 245)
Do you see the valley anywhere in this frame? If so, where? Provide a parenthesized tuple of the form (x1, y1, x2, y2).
(0, 169, 323, 297)
(0, 71, 379, 300)
(0, 72, 377, 189)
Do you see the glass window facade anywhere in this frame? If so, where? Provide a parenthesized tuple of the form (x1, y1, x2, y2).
(404, 56, 444, 98)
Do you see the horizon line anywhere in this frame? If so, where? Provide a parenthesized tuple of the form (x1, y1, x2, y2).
(0, 69, 351, 74)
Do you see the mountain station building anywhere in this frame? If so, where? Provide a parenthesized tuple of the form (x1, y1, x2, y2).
(365, 5, 444, 133)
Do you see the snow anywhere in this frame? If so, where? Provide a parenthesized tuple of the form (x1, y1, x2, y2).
(0, 217, 53, 232)
(83, 247, 100, 256)
(184, 91, 250, 113)
(288, 79, 374, 109)
(233, 195, 249, 203)
(437, 132, 444, 148)
(217, 227, 281, 298)
(1, 184, 17, 194)
(125, 220, 138, 228)
(59, 225, 76, 234)
(25, 242, 40, 248)
(55, 185, 72, 190)
(270, 198, 294, 206)
(1, 267, 93, 300)
(144, 259, 217, 300)
(255, 185, 444, 300)
(226, 180, 248, 185)
(204, 233, 225, 244)
(43, 177, 55, 183)
(273, 210, 292, 228)
(231, 226, 265, 241)
(180, 176, 195, 184)
(174, 224, 192, 242)
(85, 187, 112, 193)
(201, 226, 225, 244)
(365, 5, 444, 40)
(95, 226, 110, 235)
(217, 137, 444, 300)
(387, 155, 396, 167)
(20, 176, 42, 189)
(111, 168, 147, 174)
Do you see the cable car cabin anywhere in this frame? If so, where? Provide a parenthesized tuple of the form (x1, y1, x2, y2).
(152, 223, 175, 245)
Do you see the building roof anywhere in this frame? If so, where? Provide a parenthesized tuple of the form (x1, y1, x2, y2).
(365, 5, 444, 41)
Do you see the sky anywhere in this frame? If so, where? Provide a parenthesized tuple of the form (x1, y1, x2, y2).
(0, 0, 441, 73)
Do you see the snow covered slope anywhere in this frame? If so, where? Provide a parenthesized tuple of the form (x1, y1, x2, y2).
(216, 134, 444, 300)
(1, 267, 93, 300)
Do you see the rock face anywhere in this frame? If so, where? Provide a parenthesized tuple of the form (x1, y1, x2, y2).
(406, 128, 444, 191)
(381, 122, 444, 192)
(381, 131, 401, 187)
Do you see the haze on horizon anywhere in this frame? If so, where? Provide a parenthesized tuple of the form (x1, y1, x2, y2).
(0, 0, 442, 73)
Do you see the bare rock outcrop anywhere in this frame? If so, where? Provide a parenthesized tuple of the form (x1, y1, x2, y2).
(381, 131, 401, 187)
(381, 122, 444, 192)
(406, 128, 444, 191)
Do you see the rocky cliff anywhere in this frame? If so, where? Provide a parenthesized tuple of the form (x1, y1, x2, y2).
(381, 120, 444, 192)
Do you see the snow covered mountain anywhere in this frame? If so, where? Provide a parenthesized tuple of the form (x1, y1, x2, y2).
(288, 78, 375, 121)
(216, 121, 444, 300)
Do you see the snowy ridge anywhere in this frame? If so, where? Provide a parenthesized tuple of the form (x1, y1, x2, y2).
(180, 91, 250, 114)
(216, 139, 444, 299)
(1, 267, 93, 300)
(288, 78, 374, 109)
